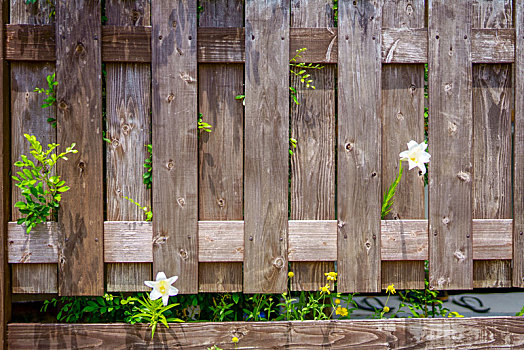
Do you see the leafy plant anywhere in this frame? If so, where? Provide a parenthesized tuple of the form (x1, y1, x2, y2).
(209, 294, 236, 322)
(516, 305, 524, 316)
(12, 134, 77, 233)
(143, 144, 152, 189)
(289, 138, 297, 155)
(24, 0, 55, 19)
(198, 113, 213, 132)
(128, 294, 182, 338)
(381, 161, 403, 219)
(124, 196, 152, 221)
(34, 73, 58, 127)
(289, 48, 324, 105)
(235, 94, 245, 105)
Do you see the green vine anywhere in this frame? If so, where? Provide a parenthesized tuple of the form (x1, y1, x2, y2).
(34, 73, 58, 128)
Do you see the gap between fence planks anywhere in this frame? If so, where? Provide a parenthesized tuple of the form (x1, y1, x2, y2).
(8, 317, 524, 349)
(4, 25, 516, 64)
(6, 219, 513, 265)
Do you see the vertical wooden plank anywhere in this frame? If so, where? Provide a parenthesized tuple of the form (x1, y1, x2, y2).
(244, 0, 289, 293)
(428, 1, 473, 290)
(56, 0, 104, 296)
(198, 63, 243, 292)
(151, 0, 198, 294)
(337, 0, 382, 293)
(289, 0, 336, 291)
(10, 0, 57, 294)
(472, 0, 513, 289)
(0, 0, 10, 346)
(514, 0, 524, 288)
(381, 0, 426, 290)
(105, 0, 152, 293)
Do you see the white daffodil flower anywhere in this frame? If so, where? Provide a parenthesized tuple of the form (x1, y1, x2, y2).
(399, 140, 431, 175)
(144, 272, 179, 306)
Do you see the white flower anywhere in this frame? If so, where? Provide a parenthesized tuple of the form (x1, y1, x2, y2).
(399, 140, 431, 175)
(144, 272, 179, 306)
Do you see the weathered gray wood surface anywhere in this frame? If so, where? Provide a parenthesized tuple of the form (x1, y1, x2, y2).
(381, 0, 426, 290)
(514, 0, 524, 288)
(472, 0, 513, 289)
(428, 1, 474, 290)
(198, 0, 244, 293)
(8, 317, 524, 349)
(244, 0, 289, 293)
(289, 0, 336, 291)
(151, 0, 198, 294)
(337, 0, 382, 293)
(105, 0, 151, 293)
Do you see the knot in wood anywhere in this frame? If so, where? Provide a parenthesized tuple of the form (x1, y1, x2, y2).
(371, 172, 377, 178)
(74, 43, 86, 58)
(131, 10, 141, 24)
(180, 72, 196, 84)
(337, 221, 345, 228)
(166, 160, 174, 170)
(111, 139, 119, 148)
(166, 93, 175, 103)
(121, 123, 131, 134)
(405, 4, 413, 16)
(217, 198, 225, 207)
(58, 101, 68, 110)
(364, 240, 371, 250)
(273, 257, 284, 269)
(78, 160, 86, 170)
(179, 249, 189, 260)
(442, 216, 450, 225)
(345, 142, 353, 151)
(453, 250, 465, 262)
(153, 235, 167, 245)
(457, 171, 471, 183)
(177, 197, 185, 207)
(172, 21, 177, 28)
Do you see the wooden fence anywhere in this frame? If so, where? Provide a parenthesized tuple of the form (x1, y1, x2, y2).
(1, 0, 524, 322)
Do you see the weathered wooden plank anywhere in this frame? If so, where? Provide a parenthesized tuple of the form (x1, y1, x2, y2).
(151, 0, 198, 294)
(8, 317, 524, 349)
(7, 219, 514, 265)
(243, 0, 289, 294)
(289, 0, 336, 291)
(105, 0, 152, 294)
(514, 0, 524, 288)
(55, 0, 104, 296)
(198, 0, 244, 293)
(9, 0, 57, 297)
(0, 0, 9, 345)
(428, 1, 473, 290)
(4, 25, 516, 64)
(381, 0, 426, 291)
(472, 0, 513, 289)
(337, 0, 382, 293)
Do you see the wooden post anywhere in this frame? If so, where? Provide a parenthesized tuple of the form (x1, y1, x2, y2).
(0, 0, 10, 345)
(244, 0, 289, 293)
(56, 0, 104, 295)
(151, 0, 199, 293)
(428, 1, 473, 290)
(514, 0, 524, 288)
(337, 0, 382, 293)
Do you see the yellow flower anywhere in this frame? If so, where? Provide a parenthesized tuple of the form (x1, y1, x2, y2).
(232, 336, 239, 343)
(448, 311, 464, 318)
(336, 306, 348, 317)
(324, 272, 337, 281)
(386, 284, 396, 294)
(334, 298, 341, 305)
(288, 271, 294, 278)
(320, 284, 331, 295)
(383, 306, 390, 313)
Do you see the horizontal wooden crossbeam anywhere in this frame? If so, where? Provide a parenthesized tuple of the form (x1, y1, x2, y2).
(8, 317, 524, 349)
(7, 219, 512, 264)
(4, 25, 515, 64)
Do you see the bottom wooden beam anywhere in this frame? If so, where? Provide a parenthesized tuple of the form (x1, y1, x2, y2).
(8, 317, 524, 349)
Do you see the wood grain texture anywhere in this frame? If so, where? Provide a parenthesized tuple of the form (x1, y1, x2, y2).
(151, 0, 198, 294)
(55, 0, 104, 295)
(472, 0, 513, 289)
(9, 0, 57, 296)
(381, 0, 426, 291)
(103, 221, 152, 263)
(7, 222, 58, 263)
(337, 0, 382, 293)
(289, 0, 336, 292)
(0, 0, 9, 345)
(428, 1, 473, 290)
(198, 0, 244, 293)
(105, 0, 152, 293)
(514, 0, 524, 287)
(8, 317, 524, 349)
(243, 0, 289, 294)
(4, 25, 517, 64)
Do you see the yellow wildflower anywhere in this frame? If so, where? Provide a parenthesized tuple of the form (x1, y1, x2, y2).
(232, 336, 239, 343)
(336, 306, 348, 317)
(386, 284, 396, 294)
(325, 272, 338, 281)
(320, 284, 331, 295)
(334, 298, 341, 305)
(383, 306, 390, 313)
(288, 271, 294, 278)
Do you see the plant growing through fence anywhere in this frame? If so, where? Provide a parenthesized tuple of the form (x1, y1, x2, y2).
(124, 196, 152, 221)
(143, 144, 152, 189)
(12, 134, 77, 233)
(34, 73, 58, 128)
(198, 113, 213, 132)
